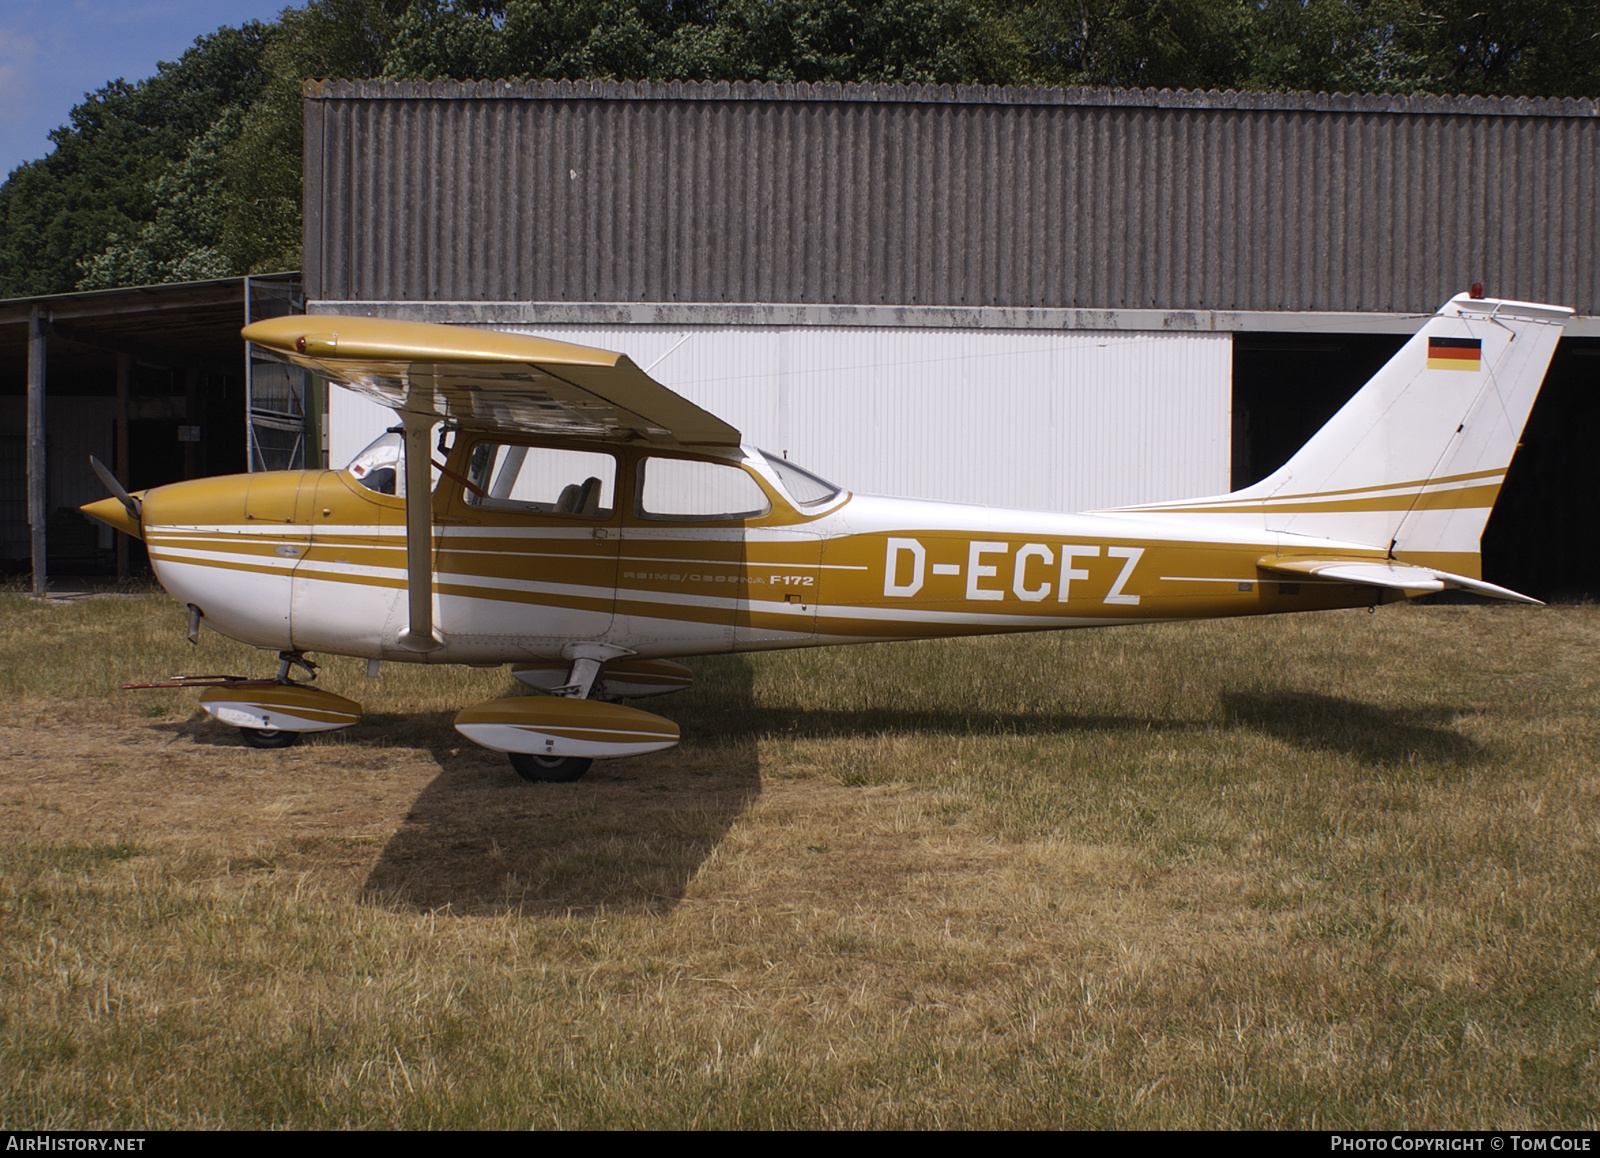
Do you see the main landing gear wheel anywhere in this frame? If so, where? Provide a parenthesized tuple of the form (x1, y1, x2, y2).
(508, 753, 592, 783)
(239, 727, 300, 750)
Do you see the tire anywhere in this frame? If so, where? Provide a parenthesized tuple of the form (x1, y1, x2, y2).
(239, 727, 300, 750)
(508, 753, 592, 783)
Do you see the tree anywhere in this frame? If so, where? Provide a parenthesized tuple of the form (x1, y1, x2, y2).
(4, 0, 1597, 297)
(379, 0, 1022, 86)
(1011, 0, 1253, 90)
(1388, 0, 1600, 97)
(0, 22, 269, 296)
(1242, 0, 1600, 96)
(75, 110, 243, 289)
(220, 0, 404, 276)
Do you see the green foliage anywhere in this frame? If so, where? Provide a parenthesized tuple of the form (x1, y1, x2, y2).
(1381, 0, 1600, 97)
(652, 0, 1024, 85)
(74, 111, 244, 290)
(1013, 0, 1253, 90)
(1243, 0, 1600, 97)
(0, 22, 271, 296)
(1, 0, 1597, 298)
(379, 0, 1025, 85)
(221, 1, 402, 278)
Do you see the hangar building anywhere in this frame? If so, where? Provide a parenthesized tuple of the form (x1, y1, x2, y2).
(5, 80, 1597, 597)
(304, 79, 1600, 599)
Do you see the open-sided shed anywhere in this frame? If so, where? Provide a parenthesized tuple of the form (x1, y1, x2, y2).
(0, 273, 306, 589)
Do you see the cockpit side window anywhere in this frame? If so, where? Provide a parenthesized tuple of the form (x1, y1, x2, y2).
(463, 443, 617, 517)
(347, 431, 403, 495)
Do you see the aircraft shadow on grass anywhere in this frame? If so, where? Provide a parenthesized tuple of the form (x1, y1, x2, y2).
(348, 672, 1219, 915)
(161, 673, 1484, 916)
(356, 658, 760, 917)
(1221, 690, 1486, 769)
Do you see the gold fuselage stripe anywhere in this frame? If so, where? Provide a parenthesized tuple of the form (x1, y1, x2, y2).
(1116, 467, 1504, 513)
(149, 518, 1396, 646)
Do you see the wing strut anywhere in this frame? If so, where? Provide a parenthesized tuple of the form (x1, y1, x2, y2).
(398, 411, 443, 652)
(236, 314, 749, 654)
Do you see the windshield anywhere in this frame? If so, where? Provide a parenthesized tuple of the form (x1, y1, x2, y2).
(760, 450, 842, 507)
(346, 431, 402, 495)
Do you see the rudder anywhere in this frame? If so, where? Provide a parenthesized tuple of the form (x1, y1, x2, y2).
(1118, 293, 1572, 578)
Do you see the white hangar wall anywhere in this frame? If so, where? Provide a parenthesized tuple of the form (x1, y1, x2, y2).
(327, 326, 1233, 514)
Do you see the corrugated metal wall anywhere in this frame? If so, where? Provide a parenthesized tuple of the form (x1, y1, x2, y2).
(305, 81, 1600, 315)
(329, 326, 1232, 513)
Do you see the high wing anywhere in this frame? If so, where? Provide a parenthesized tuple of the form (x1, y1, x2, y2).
(241, 315, 742, 654)
(240, 315, 740, 447)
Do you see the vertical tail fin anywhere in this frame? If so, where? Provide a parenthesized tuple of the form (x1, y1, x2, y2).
(1118, 294, 1572, 578)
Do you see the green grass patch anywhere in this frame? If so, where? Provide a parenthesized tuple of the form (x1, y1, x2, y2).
(0, 596, 1597, 1127)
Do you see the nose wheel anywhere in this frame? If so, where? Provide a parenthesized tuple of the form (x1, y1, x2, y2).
(508, 753, 592, 783)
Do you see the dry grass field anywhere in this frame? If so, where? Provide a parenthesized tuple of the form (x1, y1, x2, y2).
(0, 589, 1596, 1128)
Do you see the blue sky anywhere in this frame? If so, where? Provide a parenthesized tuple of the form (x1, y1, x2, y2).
(0, 0, 299, 179)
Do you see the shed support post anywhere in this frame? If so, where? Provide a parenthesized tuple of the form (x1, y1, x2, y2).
(116, 353, 131, 580)
(27, 306, 46, 597)
(183, 366, 198, 479)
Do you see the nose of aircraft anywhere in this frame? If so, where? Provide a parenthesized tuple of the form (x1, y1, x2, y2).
(80, 494, 142, 540)
(122, 472, 302, 651)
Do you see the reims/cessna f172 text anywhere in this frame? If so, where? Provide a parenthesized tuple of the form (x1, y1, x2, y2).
(83, 292, 1571, 782)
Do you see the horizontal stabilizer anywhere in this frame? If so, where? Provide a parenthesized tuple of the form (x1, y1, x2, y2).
(1258, 556, 1542, 605)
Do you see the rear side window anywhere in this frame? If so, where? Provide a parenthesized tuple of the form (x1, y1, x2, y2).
(760, 450, 841, 506)
(463, 443, 616, 517)
(637, 457, 771, 521)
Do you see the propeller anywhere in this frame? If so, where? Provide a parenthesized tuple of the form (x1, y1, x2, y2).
(89, 455, 141, 522)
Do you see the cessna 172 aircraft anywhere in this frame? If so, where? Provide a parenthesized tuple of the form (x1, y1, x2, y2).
(82, 291, 1570, 782)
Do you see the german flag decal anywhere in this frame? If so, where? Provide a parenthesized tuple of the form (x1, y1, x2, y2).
(1428, 336, 1482, 371)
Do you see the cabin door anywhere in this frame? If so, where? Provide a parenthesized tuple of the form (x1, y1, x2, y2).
(432, 441, 623, 656)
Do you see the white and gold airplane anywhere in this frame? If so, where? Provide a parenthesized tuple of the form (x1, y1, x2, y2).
(83, 292, 1571, 781)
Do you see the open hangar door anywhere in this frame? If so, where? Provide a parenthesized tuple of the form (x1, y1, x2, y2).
(0, 275, 304, 584)
(1233, 332, 1600, 602)
(1480, 337, 1600, 601)
(0, 344, 247, 578)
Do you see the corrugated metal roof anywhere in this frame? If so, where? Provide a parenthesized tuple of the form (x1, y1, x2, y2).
(305, 80, 1600, 314)
(305, 78, 1600, 117)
